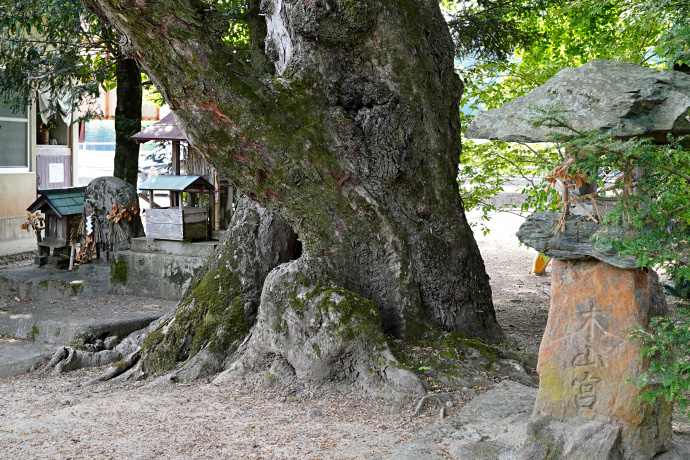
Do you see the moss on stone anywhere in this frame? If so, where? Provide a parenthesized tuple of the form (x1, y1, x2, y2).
(271, 316, 286, 334)
(141, 259, 252, 374)
(70, 332, 87, 349)
(110, 257, 128, 285)
(385, 327, 516, 391)
(290, 291, 308, 318)
(70, 282, 84, 295)
(431, 331, 501, 366)
(315, 285, 387, 349)
(261, 372, 278, 387)
(27, 322, 39, 341)
(113, 359, 131, 372)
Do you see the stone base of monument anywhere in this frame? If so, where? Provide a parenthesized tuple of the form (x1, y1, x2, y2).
(519, 259, 672, 460)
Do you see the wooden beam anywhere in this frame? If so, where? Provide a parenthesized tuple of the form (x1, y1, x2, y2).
(172, 141, 181, 175)
(213, 169, 220, 231)
(139, 192, 161, 208)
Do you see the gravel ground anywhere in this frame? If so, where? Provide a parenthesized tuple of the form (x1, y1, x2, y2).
(0, 211, 552, 459)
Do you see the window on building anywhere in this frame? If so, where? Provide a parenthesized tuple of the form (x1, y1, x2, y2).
(0, 103, 30, 170)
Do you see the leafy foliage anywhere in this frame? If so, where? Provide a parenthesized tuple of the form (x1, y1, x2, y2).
(629, 307, 690, 415)
(582, 0, 690, 68)
(456, 0, 675, 226)
(458, 138, 562, 235)
(0, 0, 117, 117)
(452, 0, 690, 414)
(444, 0, 559, 62)
(456, 0, 689, 247)
(206, 1, 251, 51)
(528, 109, 690, 284)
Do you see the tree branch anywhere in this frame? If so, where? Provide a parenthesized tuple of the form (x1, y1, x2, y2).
(655, 164, 690, 182)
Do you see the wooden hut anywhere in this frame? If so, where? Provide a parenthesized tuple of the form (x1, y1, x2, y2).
(26, 186, 86, 263)
(137, 175, 214, 241)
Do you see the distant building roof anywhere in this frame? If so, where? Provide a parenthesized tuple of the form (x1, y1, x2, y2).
(137, 175, 213, 192)
(27, 187, 86, 217)
(131, 112, 187, 142)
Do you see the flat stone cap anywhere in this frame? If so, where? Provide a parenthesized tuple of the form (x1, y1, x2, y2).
(465, 59, 690, 143)
(516, 211, 639, 269)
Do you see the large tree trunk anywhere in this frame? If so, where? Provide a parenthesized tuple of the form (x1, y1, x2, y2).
(113, 56, 142, 186)
(82, 0, 503, 391)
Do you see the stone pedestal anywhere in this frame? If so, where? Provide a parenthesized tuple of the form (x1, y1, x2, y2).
(521, 259, 672, 460)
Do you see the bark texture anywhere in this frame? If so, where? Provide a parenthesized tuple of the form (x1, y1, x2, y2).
(81, 0, 503, 390)
(113, 56, 142, 186)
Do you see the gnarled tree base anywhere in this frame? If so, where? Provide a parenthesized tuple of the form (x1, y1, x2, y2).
(40, 197, 528, 397)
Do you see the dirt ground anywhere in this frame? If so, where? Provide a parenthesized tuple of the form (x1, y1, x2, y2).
(0, 211, 589, 459)
(469, 211, 551, 357)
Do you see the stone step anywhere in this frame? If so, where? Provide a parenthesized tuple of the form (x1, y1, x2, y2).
(130, 237, 219, 258)
(0, 292, 171, 346)
(0, 262, 114, 300)
(0, 339, 56, 378)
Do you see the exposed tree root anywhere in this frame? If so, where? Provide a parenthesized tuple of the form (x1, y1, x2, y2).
(38, 316, 168, 384)
(82, 349, 141, 386)
(412, 393, 458, 418)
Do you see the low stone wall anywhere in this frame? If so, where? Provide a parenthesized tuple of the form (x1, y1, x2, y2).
(108, 238, 218, 301)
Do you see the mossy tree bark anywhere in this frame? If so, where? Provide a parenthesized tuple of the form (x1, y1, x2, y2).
(82, 0, 503, 391)
(113, 56, 142, 187)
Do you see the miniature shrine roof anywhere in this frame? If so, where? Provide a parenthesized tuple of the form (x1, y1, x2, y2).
(131, 113, 187, 142)
(27, 187, 86, 218)
(137, 175, 214, 192)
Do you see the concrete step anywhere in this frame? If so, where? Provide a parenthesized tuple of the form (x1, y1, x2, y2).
(0, 292, 172, 346)
(0, 261, 178, 378)
(0, 265, 109, 300)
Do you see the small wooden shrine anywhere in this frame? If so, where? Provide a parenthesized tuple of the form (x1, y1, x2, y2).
(26, 186, 86, 264)
(131, 113, 235, 231)
(137, 175, 214, 241)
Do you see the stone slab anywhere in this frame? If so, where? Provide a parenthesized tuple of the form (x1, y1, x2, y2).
(466, 59, 690, 143)
(109, 250, 210, 301)
(130, 237, 218, 258)
(0, 263, 176, 347)
(0, 293, 170, 345)
(84, 176, 145, 248)
(516, 211, 639, 269)
(370, 381, 538, 460)
(368, 378, 690, 460)
(0, 339, 56, 378)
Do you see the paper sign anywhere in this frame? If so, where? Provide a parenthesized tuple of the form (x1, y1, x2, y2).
(49, 163, 64, 183)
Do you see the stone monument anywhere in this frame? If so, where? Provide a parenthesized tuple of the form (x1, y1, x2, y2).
(465, 59, 690, 459)
(83, 176, 145, 255)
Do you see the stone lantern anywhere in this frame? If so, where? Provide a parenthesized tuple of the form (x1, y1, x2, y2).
(465, 59, 690, 460)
